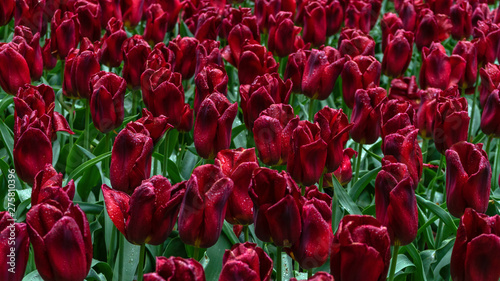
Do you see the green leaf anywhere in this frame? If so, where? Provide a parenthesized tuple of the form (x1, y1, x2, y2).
(179, 20, 194, 38)
(416, 195, 457, 232)
(163, 237, 188, 258)
(348, 166, 381, 199)
(76, 202, 104, 215)
(0, 95, 13, 113)
(405, 243, 428, 281)
(112, 236, 140, 281)
(66, 152, 111, 185)
(222, 221, 240, 245)
(91, 259, 113, 281)
(22, 270, 44, 281)
(205, 229, 232, 281)
(167, 159, 183, 183)
(0, 119, 14, 163)
(333, 175, 361, 215)
(395, 254, 415, 273)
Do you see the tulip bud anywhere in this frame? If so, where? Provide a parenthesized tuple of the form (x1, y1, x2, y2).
(341, 55, 381, 109)
(350, 87, 387, 144)
(194, 63, 228, 113)
(12, 26, 43, 81)
(187, 8, 222, 42)
(0, 0, 14, 26)
(178, 164, 234, 248)
(122, 35, 151, 89)
(99, 0, 122, 26)
(427, 0, 451, 15)
(42, 38, 57, 70)
(178, 104, 194, 133)
(446, 142, 491, 218)
(345, 0, 371, 34)
(433, 96, 470, 154)
(255, 0, 280, 32)
(302, 1, 327, 46)
(221, 22, 260, 67)
(0, 212, 29, 281)
(389, 76, 420, 110)
(90, 71, 126, 134)
(450, 0, 472, 40)
(136, 109, 173, 144)
(169, 35, 200, 80)
(219, 6, 256, 39)
(143, 4, 168, 44)
(382, 30, 414, 78)
(284, 49, 308, 93)
(479, 62, 500, 107)
(333, 148, 357, 186)
(219, 242, 273, 281)
(50, 10, 80, 59)
(195, 40, 223, 76)
(398, 0, 419, 32)
(381, 13, 404, 52)
(144, 256, 206, 281)
(420, 42, 466, 91)
(380, 99, 415, 139)
(31, 164, 75, 209)
(63, 39, 101, 99)
(14, 0, 45, 35)
(473, 20, 500, 66)
(121, 0, 144, 28)
(326, 0, 343, 36)
(145, 42, 176, 71)
(73, 0, 102, 41)
(0, 44, 31, 95)
(238, 44, 279, 85)
(415, 9, 451, 50)
(330, 215, 391, 281)
(268, 12, 303, 57)
(338, 28, 376, 58)
(98, 18, 128, 68)
(452, 41, 478, 93)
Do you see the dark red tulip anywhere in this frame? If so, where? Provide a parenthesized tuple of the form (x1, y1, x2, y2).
(341, 55, 381, 109)
(338, 28, 376, 58)
(473, 20, 500, 66)
(471, 4, 489, 28)
(102, 175, 185, 245)
(219, 242, 273, 281)
(381, 13, 404, 52)
(194, 93, 238, 159)
(31, 164, 75, 209)
(433, 96, 470, 154)
(253, 104, 299, 166)
(215, 148, 259, 225)
(145, 42, 176, 71)
(291, 272, 334, 281)
(333, 148, 357, 186)
(63, 39, 101, 99)
(168, 35, 200, 80)
(481, 89, 500, 137)
(398, 0, 419, 32)
(479, 62, 500, 107)
(143, 4, 168, 44)
(255, 0, 280, 32)
(314, 107, 352, 173)
(268, 12, 302, 57)
(446, 142, 491, 218)
(452, 41, 478, 94)
(325, 0, 343, 36)
(195, 39, 223, 76)
(284, 48, 308, 93)
(141, 66, 185, 128)
(219, 6, 256, 39)
(144, 257, 206, 281)
(136, 108, 173, 144)
(344, 0, 371, 33)
(380, 99, 415, 141)
(221, 22, 260, 67)
(110, 122, 154, 194)
(26, 202, 92, 281)
(389, 76, 420, 110)
(122, 35, 151, 89)
(120, 0, 144, 27)
(420, 42, 466, 91)
(73, 0, 102, 41)
(375, 159, 418, 245)
(249, 168, 303, 247)
(302, 47, 345, 101)
(287, 121, 328, 186)
(156, 0, 183, 32)
(427, 0, 451, 15)
(42, 38, 57, 70)
(450, 0, 472, 40)
(99, 0, 122, 26)
(382, 30, 414, 78)
(416, 87, 444, 139)
(194, 63, 228, 113)
(450, 208, 500, 281)
(90, 71, 126, 134)
(0, 212, 29, 281)
(186, 7, 222, 42)
(178, 164, 233, 248)
(302, 0, 326, 46)
(178, 104, 194, 133)
(238, 44, 279, 85)
(350, 87, 387, 144)
(98, 18, 128, 68)
(50, 10, 79, 59)
(415, 9, 451, 50)
(12, 26, 43, 81)
(0, 43, 31, 95)
(330, 215, 391, 281)
(15, 0, 45, 35)
(0, 0, 14, 26)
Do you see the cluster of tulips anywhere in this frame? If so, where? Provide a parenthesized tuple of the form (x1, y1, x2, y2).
(2, 0, 500, 280)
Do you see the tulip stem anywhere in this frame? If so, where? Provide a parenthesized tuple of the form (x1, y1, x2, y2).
(388, 244, 400, 281)
(85, 100, 90, 150)
(137, 244, 146, 281)
(105, 133, 111, 173)
(318, 173, 324, 192)
(354, 143, 363, 184)
(276, 246, 283, 281)
(118, 234, 124, 279)
(494, 140, 500, 190)
(486, 135, 493, 156)
(307, 269, 313, 279)
(131, 90, 138, 116)
(69, 100, 75, 148)
(468, 76, 479, 141)
(163, 131, 170, 176)
(244, 225, 249, 242)
(429, 154, 445, 203)
(107, 226, 116, 267)
(193, 246, 200, 261)
(308, 98, 315, 121)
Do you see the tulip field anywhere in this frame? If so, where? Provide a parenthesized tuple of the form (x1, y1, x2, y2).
(3, 0, 500, 280)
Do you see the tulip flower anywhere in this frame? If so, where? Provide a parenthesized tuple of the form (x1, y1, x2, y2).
(120, 0, 144, 27)
(380, 99, 415, 140)
(178, 104, 194, 133)
(110, 122, 154, 194)
(50, 10, 80, 59)
(291, 272, 334, 281)
(90, 71, 126, 134)
(479, 62, 500, 107)
(287, 120, 328, 186)
(382, 30, 414, 78)
(452, 41, 478, 94)
(178, 164, 234, 248)
(99, 0, 122, 26)
(433, 96, 470, 154)
(240, 73, 291, 129)
(31, 164, 75, 209)
(473, 20, 500, 66)
(330, 215, 391, 281)
(415, 9, 451, 50)
(63, 39, 101, 99)
(168, 35, 200, 80)
(375, 159, 418, 245)
(450, 0, 472, 40)
(427, 0, 451, 15)
(141, 66, 185, 128)
(195, 40, 223, 76)
(98, 18, 128, 68)
(333, 148, 357, 186)
(187, 8, 222, 42)
(73, 0, 102, 41)
(254, 0, 280, 32)
(420, 42, 466, 91)
(238, 44, 279, 85)
(14, 0, 45, 35)
(143, 4, 168, 44)
(219, 6, 256, 39)
(302, 47, 346, 101)
(122, 35, 151, 89)
(0, 43, 31, 95)
(249, 168, 303, 247)
(471, 4, 489, 27)
(145, 42, 176, 71)
(445, 141, 491, 218)
(398, 0, 418, 32)
(345, 0, 371, 34)
(219, 242, 273, 281)
(325, 0, 343, 36)
(253, 104, 299, 166)
(215, 148, 259, 225)
(350, 87, 387, 145)
(144, 256, 206, 281)
(156, 0, 183, 32)
(450, 208, 500, 281)
(338, 28, 376, 58)
(341, 55, 381, 109)
(102, 175, 185, 245)
(415, 88, 445, 139)
(480, 89, 500, 137)
(0, 0, 14, 26)
(136, 109, 173, 144)
(284, 49, 308, 93)
(194, 63, 228, 113)
(221, 23, 260, 67)
(268, 12, 303, 57)
(381, 13, 404, 52)
(389, 76, 420, 110)
(0, 212, 29, 281)
(302, 0, 326, 46)
(194, 93, 238, 159)
(12, 26, 43, 81)
(42, 38, 57, 70)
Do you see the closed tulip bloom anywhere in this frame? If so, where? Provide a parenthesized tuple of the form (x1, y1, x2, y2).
(326, 0, 343, 36)
(427, 0, 451, 15)
(122, 35, 151, 89)
(110, 122, 154, 194)
(73, 0, 102, 41)
(420, 42, 466, 90)
(479, 62, 500, 107)
(450, 0, 472, 40)
(31, 164, 75, 209)
(63, 39, 101, 99)
(388, 76, 420, 110)
(453, 41, 478, 93)
(238, 44, 279, 85)
(215, 148, 259, 225)
(302, 47, 345, 101)
(219, 242, 273, 281)
(398, 0, 418, 32)
(287, 121, 328, 186)
(195, 39, 223, 76)
(15, 0, 45, 35)
(90, 71, 126, 134)
(50, 10, 79, 59)
(219, 6, 256, 39)
(178, 164, 234, 248)
(42, 38, 57, 70)
(450, 208, 500, 281)
(341, 55, 381, 109)
(381, 13, 404, 52)
(350, 87, 387, 144)
(145, 42, 176, 71)
(314, 107, 352, 173)
(481, 89, 500, 137)
(345, 0, 371, 34)
(0, 212, 29, 281)
(141, 66, 185, 128)
(268, 12, 302, 57)
(194, 63, 228, 113)
(98, 18, 128, 68)
(240, 73, 291, 129)
(471, 3, 489, 27)
(102, 176, 185, 245)
(249, 168, 303, 247)
(186, 8, 222, 42)
(194, 93, 238, 159)
(415, 9, 452, 50)
(178, 104, 194, 133)
(221, 23, 260, 67)
(416, 88, 444, 139)
(136, 109, 173, 144)
(380, 99, 415, 140)
(375, 160, 418, 245)
(26, 202, 92, 281)
(0, 0, 14, 26)
(99, 0, 122, 26)
(168, 35, 200, 80)
(433, 97, 469, 154)
(446, 142, 491, 218)
(338, 28, 376, 58)
(333, 148, 357, 186)
(0, 44, 31, 95)
(254, 0, 280, 32)
(145, 257, 206, 281)
(284, 49, 308, 93)
(302, 0, 326, 46)
(473, 20, 500, 66)
(12, 26, 43, 81)
(120, 0, 144, 27)
(143, 4, 168, 44)
(253, 104, 299, 166)
(382, 30, 414, 78)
